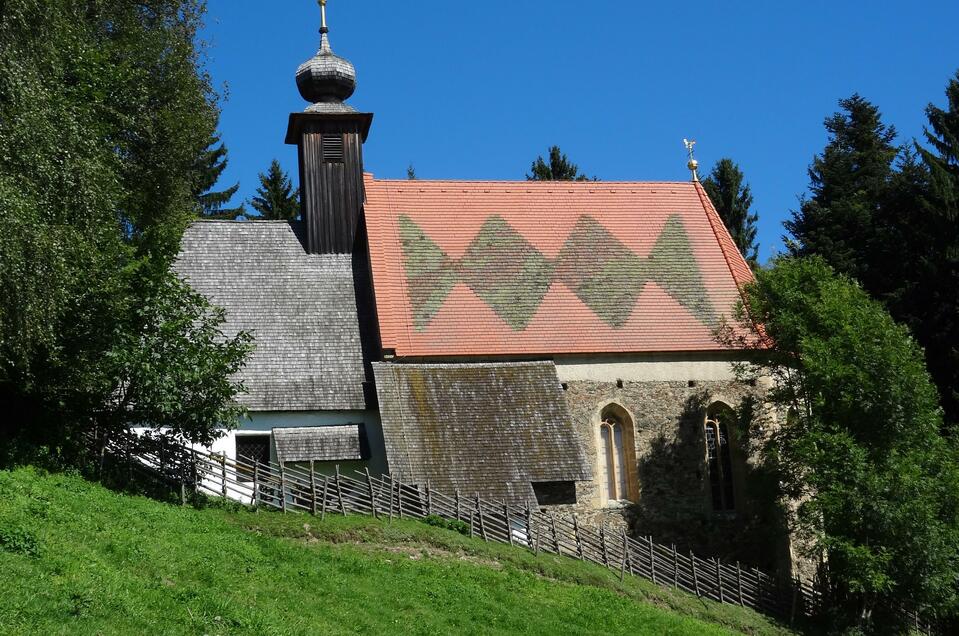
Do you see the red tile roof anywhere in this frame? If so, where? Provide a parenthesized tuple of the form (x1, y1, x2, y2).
(363, 174, 754, 358)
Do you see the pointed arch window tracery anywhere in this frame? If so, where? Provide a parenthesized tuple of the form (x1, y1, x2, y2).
(705, 406, 737, 511)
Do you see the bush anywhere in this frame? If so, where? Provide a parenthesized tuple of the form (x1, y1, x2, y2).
(423, 514, 470, 536)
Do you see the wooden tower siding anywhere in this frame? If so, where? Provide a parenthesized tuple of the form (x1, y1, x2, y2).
(287, 112, 373, 255)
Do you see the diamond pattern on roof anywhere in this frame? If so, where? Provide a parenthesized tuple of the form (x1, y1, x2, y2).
(398, 213, 715, 331)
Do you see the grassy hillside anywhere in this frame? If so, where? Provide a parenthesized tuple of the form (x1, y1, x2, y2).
(0, 468, 797, 635)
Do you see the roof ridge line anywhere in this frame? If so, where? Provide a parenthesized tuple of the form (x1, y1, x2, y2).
(693, 180, 755, 318)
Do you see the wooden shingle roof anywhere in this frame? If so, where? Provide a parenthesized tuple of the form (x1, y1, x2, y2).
(175, 221, 368, 411)
(372, 361, 591, 504)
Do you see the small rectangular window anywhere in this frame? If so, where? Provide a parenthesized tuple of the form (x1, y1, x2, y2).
(322, 134, 344, 163)
(532, 481, 577, 506)
(236, 435, 270, 482)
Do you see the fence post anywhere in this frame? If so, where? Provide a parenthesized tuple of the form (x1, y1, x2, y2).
(623, 530, 633, 576)
(620, 531, 628, 582)
(600, 525, 610, 567)
(455, 489, 461, 521)
(126, 436, 133, 483)
(335, 465, 347, 516)
(572, 514, 584, 561)
(365, 468, 378, 519)
(397, 477, 405, 519)
(191, 448, 199, 498)
(469, 508, 475, 539)
(279, 461, 288, 513)
(534, 518, 542, 556)
(752, 568, 764, 611)
(672, 545, 679, 588)
(524, 504, 532, 551)
(549, 513, 560, 554)
(252, 462, 260, 510)
(476, 495, 488, 542)
(790, 576, 799, 626)
(158, 441, 164, 481)
(425, 480, 433, 516)
(220, 454, 228, 499)
(691, 551, 700, 597)
(388, 475, 395, 521)
(715, 558, 725, 603)
(98, 432, 107, 482)
(736, 562, 744, 607)
(320, 475, 330, 520)
(309, 461, 318, 516)
(649, 537, 656, 584)
(504, 503, 514, 547)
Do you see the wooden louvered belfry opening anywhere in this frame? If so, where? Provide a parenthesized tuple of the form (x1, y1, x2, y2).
(322, 133, 345, 163)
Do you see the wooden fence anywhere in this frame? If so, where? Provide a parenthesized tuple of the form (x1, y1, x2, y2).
(84, 429, 934, 632)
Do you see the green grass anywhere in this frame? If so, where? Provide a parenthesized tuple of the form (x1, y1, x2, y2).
(0, 468, 798, 635)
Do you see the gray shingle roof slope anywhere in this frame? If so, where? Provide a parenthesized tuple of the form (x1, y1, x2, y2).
(372, 361, 591, 504)
(175, 221, 367, 411)
(273, 426, 367, 463)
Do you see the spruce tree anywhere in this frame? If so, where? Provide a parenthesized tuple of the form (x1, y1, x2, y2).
(785, 95, 898, 287)
(702, 158, 760, 266)
(250, 160, 299, 220)
(407, 163, 417, 180)
(911, 71, 959, 424)
(527, 146, 594, 181)
(194, 130, 245, 219)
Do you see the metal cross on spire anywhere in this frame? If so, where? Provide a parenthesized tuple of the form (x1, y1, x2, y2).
(319, 0, 329, 33)
(683, 138, 700, 182)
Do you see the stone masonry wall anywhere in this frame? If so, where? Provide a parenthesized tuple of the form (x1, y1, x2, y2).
(562, 377, 790, 572)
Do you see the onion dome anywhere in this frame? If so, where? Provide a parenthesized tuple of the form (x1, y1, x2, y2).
(295, 1, 357, 113)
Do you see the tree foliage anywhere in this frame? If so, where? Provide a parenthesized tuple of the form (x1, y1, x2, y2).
(910, 71, 959, 427)
(726, 257, 959, 633)
(527, 146, 595, 181)
(194, 130, 245, 220)
(786, 87, 959, 426)
(250, 159, 299, 220)
(785, 95, 898, 285)
(0, 0, 251, 455)
(702, 158, 760, 266)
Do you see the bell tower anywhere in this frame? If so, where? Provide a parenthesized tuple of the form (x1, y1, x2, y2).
(285, 0, 372, 254)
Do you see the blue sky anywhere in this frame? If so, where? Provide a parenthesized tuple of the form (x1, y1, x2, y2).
(202, 1, 959, 262)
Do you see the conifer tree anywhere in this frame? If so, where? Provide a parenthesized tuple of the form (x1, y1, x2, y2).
(407, 163, 417, 180)
(194, 131, 245, 219)
(250, 160, 299, 220)
(785, 95, 898, 286)
(702, 158, 760, 266)
(527, 146, 595, 181)
(911, 71, 959, 424)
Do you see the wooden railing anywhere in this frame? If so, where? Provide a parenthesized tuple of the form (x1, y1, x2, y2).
(83, 429, 934, 632)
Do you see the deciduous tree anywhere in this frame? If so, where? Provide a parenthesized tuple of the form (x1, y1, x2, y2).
(724, 257, 959, 633)
(0, 0, 251, 457)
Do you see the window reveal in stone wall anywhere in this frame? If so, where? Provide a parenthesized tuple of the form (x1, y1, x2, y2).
(705, 405, 736, 511)
(598, 404, 637, 505)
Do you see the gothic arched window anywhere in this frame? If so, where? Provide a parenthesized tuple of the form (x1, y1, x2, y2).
(704, 404, 737, 512)
(598, 405, 636, 505)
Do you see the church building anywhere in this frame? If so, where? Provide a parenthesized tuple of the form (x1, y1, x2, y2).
(175, 2, 776, 566)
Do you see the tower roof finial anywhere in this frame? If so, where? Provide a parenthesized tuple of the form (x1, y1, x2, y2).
(296, 0, 357, 112)
(683, 139, 700, 182)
